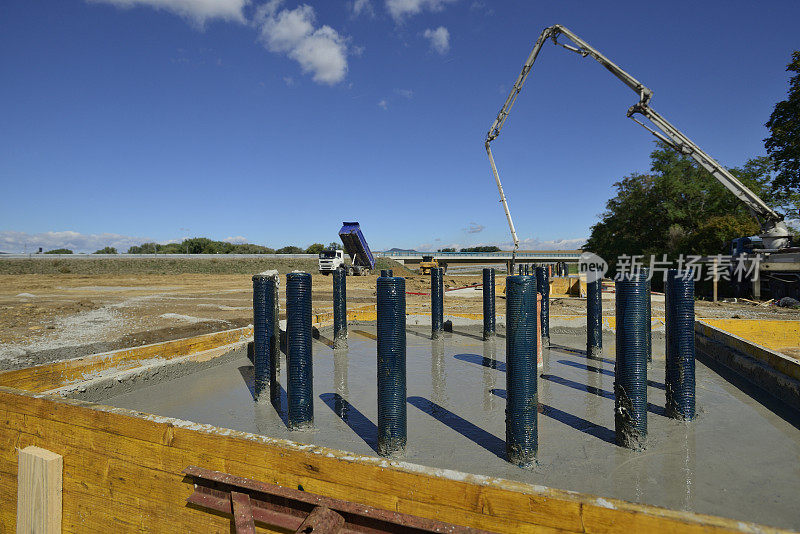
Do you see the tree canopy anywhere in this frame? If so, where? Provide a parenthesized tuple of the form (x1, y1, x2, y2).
(44, 248, 72, 254)
(93, 247, 117, 254)
(460, 246, 501, 252)
(127, 239, 274, 254)
(765, 51, 800, 199)
(276, 246, 304, 254)
(305, 243, 326, 254)
(584, 143, 786, 272)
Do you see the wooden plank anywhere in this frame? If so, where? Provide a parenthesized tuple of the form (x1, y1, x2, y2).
(700, 319, 800, 356)
(16, 446, 62, 534)
(0, 388, 787, 534)
(0, 327, 253, 393)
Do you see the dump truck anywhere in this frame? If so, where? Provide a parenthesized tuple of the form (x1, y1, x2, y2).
(320, 221, 375, 276)
(317, 249, 346, 274)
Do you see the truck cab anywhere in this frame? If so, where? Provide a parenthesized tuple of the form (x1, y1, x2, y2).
(318, 249, 345, 275)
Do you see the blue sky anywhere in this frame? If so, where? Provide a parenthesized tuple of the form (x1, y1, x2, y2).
(1, 0, 799, 253)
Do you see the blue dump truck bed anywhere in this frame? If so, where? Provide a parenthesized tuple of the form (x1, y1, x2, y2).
(339, 222, 375, 269)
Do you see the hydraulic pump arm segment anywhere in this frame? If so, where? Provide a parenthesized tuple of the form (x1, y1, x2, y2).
(485, 24, 790, 251)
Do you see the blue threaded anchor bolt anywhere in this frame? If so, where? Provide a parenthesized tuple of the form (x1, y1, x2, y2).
(377, 276, 407, 456)
(253, 271, 279, 403)
(333, 267, 347, 349)
(483, 268, 496, 339)
(665, 269, 696, 421)
(505, 275, 538, 466)
(535, 266, 550, 348)
(615, 272, 648, 449)
(431, 267, 444, 339)
(286, 271, 314, 430)
(587, 278, 603, 359)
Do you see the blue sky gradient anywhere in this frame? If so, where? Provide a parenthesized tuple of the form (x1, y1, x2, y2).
(1, 0, 799, 252)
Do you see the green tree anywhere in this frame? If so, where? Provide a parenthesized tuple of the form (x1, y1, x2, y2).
(305, 243, 326, 254)
(127, 242, 160, 254)
(126, 239, 275, 254)
(584, 143, 779, 273)
(44, 248, 72, 254)
(93, 247, 117, 254)
(765, 51, 800, 199)
(276, 246, 304, 254)
(231, 244, 275, 254)
(438, 247, 456, 252)
(328, 242, 340, 251)
(460, 246, 501, 252)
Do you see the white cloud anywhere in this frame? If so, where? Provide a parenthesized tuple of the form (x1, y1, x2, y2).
(351, 0, 374, 16)
(283, 75, 295, 86)
(394, 88, 413, 99)
(463, 222, 484, 234)
(255, 1, 349, 85)
(223, 236, 248, 244)
(0, 230, 157, 254)
(423, 26, 449, 55)
(88, 0, 249, 25)
(385, 0, 457, 22)
(378, 99, 388, 110)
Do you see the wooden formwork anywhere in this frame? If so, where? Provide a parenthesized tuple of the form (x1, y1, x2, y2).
(0, 323, 791, 533)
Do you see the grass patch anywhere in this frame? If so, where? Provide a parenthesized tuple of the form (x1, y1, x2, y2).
(0, 257, 412, 276)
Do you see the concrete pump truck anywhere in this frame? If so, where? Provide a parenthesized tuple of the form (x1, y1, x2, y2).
(485, 24, 799, 300)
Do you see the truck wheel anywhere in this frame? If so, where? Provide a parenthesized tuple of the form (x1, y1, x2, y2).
(347, 266, 354, 276)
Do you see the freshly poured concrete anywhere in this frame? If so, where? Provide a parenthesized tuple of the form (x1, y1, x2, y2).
(89, 324, 800, 530)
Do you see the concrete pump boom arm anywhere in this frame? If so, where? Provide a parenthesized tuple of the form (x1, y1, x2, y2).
(486, 24, 789, 251)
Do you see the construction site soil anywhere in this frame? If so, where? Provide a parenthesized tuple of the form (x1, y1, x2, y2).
(1, 257, 798, 370)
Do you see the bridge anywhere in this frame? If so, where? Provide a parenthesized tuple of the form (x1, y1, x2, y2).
(376, 250, 582, 273)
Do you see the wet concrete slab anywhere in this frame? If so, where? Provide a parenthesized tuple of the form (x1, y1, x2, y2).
(90, 324, 800, 530)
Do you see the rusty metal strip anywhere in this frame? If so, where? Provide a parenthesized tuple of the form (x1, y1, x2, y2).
(231, 491, 256, 534)
(296, 505, 345, 534)
(184, 465, 495, 533)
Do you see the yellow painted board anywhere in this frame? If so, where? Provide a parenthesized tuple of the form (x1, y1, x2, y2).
(0, 387, 787, 534)
(0, 327, 253, 393)
(701, 319, 800, 354)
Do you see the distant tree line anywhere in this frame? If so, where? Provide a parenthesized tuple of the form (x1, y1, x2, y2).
(126, 238, 334, 255)
(437, 246, 501, 253)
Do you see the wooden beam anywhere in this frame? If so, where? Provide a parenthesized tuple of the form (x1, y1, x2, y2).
(0, 326, 253, 393)
(0, 387, 786, 533)
(17, 446, 62, 534)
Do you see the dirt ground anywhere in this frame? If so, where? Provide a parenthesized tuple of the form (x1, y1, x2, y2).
(1, 263, 798, 371)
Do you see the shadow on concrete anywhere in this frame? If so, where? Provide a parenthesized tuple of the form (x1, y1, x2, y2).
(239, 365, 289, 428)
(549, 343, 615, 366)
(273, 383, 289, 428)
(490, 389, 615, 445)
(312, 327, 335, 348)
(454, 353, 506, 373)
(238, 365, 255, 399)
(405, 327, 433, 340)
(540, 374, 667, 417)
(557, 359, 667, 390)
(352, 329, 378, 341)
(407, 396, 505, 460)
(320, 393, 379, 454)
(449, 329, 485, 342)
